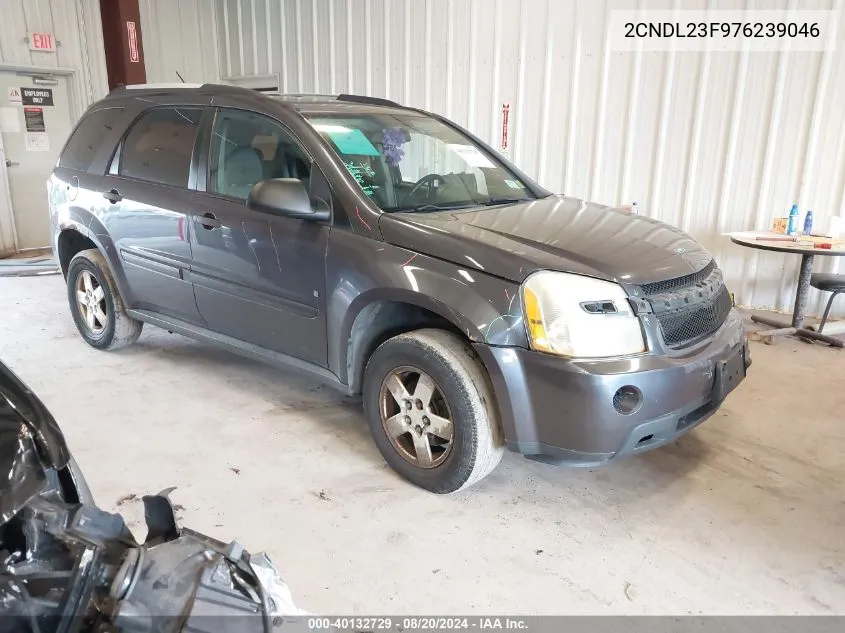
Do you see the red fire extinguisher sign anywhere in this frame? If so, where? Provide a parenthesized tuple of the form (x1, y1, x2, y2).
(501, 104, 510, 150)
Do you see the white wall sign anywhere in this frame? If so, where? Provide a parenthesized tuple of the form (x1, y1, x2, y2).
(7, 87, 21, 104)
(25, 132, 50, 152)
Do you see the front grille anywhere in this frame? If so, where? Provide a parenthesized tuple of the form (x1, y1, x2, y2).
(654, 285, 733, 348)
(639, 260, 733, 349)
(640, 259, 716, 295)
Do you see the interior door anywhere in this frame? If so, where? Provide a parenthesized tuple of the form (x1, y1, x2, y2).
(0, 72, 74, 250)
(189, 107, 329, 366)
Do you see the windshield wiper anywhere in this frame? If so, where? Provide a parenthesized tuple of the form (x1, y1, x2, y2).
(481, 197, 533, 206)
(393, 198, 532, 213)
(396, 203, 477, 212)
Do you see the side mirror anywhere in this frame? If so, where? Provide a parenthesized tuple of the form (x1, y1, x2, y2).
(246, 178, 330, 221)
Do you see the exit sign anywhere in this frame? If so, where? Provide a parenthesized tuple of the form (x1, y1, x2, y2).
(29, 32, 56, 52)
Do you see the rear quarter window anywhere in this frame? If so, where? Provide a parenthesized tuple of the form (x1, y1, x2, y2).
(59, 107, 124, 172)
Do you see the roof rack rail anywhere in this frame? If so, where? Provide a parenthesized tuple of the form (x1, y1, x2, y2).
(124, 82, 204, 90)
(336, 94, 402, 108)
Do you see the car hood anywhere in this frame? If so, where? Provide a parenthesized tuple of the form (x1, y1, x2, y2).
(378, 195, 713, 284)
(0, 360, 71, 523)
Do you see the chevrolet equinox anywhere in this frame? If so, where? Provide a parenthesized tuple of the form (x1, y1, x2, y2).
(49, 84, 750, 493)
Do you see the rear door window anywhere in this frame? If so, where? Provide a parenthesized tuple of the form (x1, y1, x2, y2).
(119, 107, 202, 187)
(58, 107, 124, 172)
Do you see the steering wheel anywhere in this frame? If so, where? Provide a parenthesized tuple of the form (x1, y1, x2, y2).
(406, 173, 446, 204)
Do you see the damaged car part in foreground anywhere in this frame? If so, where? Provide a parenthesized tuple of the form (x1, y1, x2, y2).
(0, 360, 299, 631)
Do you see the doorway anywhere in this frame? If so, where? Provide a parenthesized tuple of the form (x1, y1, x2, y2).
(0, 72, 74, 251)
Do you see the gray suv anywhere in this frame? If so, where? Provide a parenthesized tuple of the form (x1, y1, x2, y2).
(49, 84, 749, 493)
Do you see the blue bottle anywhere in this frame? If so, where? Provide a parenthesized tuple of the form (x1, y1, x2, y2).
(803, 209, 813, 235)
(787, 204, 799, 235)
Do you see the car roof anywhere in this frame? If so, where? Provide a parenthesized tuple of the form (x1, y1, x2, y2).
(102, 83, 419, 117)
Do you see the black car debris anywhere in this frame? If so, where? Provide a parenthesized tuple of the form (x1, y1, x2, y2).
(0, 359, 299, 631)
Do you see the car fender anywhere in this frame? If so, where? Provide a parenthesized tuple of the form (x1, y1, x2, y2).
(326, 235, 528, 388)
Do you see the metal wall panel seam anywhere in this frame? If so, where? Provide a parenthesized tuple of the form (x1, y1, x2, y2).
(250, 0, 258, 74)
(563, 2, 580, 192)
(648, 0, 681, 220)
(403, 0, 410, 104)
(279, 0, 288, 91)
(513, 0, 528, 167)
(466, 0, 479, 132)
(536, 0, 553, 185)
(384, 0, 391, 98)
(313, 0, 321, 92)
(294, 0, 304, 90)
(236, 0, 244, 75)
(680, 38, 713, 233)
(618, 0, 646, 206)
(445, 0, 455, 119)
(328, 0, 336, 93)
(347, 0, 354, 95)
(745, 0, 795, 309)
(590, 2, 613, 202)
(716, 44, 750, 236)
(424, 0, 432, 109)
(490, 0, 502, 146)
(265, 0, 272, 77)
(222, 0, 232, 77)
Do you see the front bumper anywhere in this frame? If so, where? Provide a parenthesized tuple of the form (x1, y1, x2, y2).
(474, 309, 749, 466)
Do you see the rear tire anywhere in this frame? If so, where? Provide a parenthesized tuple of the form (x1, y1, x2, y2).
(363, 329, 504, 493)
(67, 249, 142, 350)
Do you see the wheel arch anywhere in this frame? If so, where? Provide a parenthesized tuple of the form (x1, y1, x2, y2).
(56, 218, 131, 307)
(342, 291, 478, 395)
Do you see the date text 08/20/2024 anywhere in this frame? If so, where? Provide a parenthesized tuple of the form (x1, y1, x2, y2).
(306, 617, 528, 630)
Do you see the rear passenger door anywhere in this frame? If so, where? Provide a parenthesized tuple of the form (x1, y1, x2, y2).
(188, 106, 330, 366)
(98, 106, 204, 324)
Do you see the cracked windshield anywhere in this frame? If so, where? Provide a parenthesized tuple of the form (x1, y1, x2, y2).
(307, 113, 537, 212)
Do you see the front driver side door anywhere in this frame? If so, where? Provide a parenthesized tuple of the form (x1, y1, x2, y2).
(188, 107, 330, 367)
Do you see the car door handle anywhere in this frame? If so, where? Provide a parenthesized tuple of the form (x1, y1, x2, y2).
(197, 212, 221, 230)
(103, 189, 123, 204)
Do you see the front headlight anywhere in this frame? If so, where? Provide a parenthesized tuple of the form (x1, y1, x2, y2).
(522, 271, 647, 358)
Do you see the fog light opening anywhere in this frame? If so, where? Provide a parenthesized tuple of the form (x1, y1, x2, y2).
(613, 385, 642, 415)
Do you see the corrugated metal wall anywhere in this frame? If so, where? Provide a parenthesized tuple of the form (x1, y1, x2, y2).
(171, 0, 845, 316)
(139, 0, 221, 84)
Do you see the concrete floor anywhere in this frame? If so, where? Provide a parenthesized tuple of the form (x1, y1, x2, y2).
(1, 274, 843, 615)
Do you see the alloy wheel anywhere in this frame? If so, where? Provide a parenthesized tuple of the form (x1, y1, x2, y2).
(378, 366, 454, 468)
(75, 270, 107, 335)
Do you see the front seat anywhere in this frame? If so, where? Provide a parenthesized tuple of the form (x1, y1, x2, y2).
(222, 147, 264, 199)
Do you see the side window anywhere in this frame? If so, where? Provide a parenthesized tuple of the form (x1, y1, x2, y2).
(209, 108, 311, 200)
(59, 107, 124, 172)
(119, 107, 202, 187)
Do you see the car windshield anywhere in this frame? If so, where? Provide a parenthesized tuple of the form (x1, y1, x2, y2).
(305, 112, 537, 212)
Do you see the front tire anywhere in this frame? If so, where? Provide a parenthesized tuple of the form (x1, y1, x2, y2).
(66, 249, 142, 350)
(363, 329, 504, 493)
